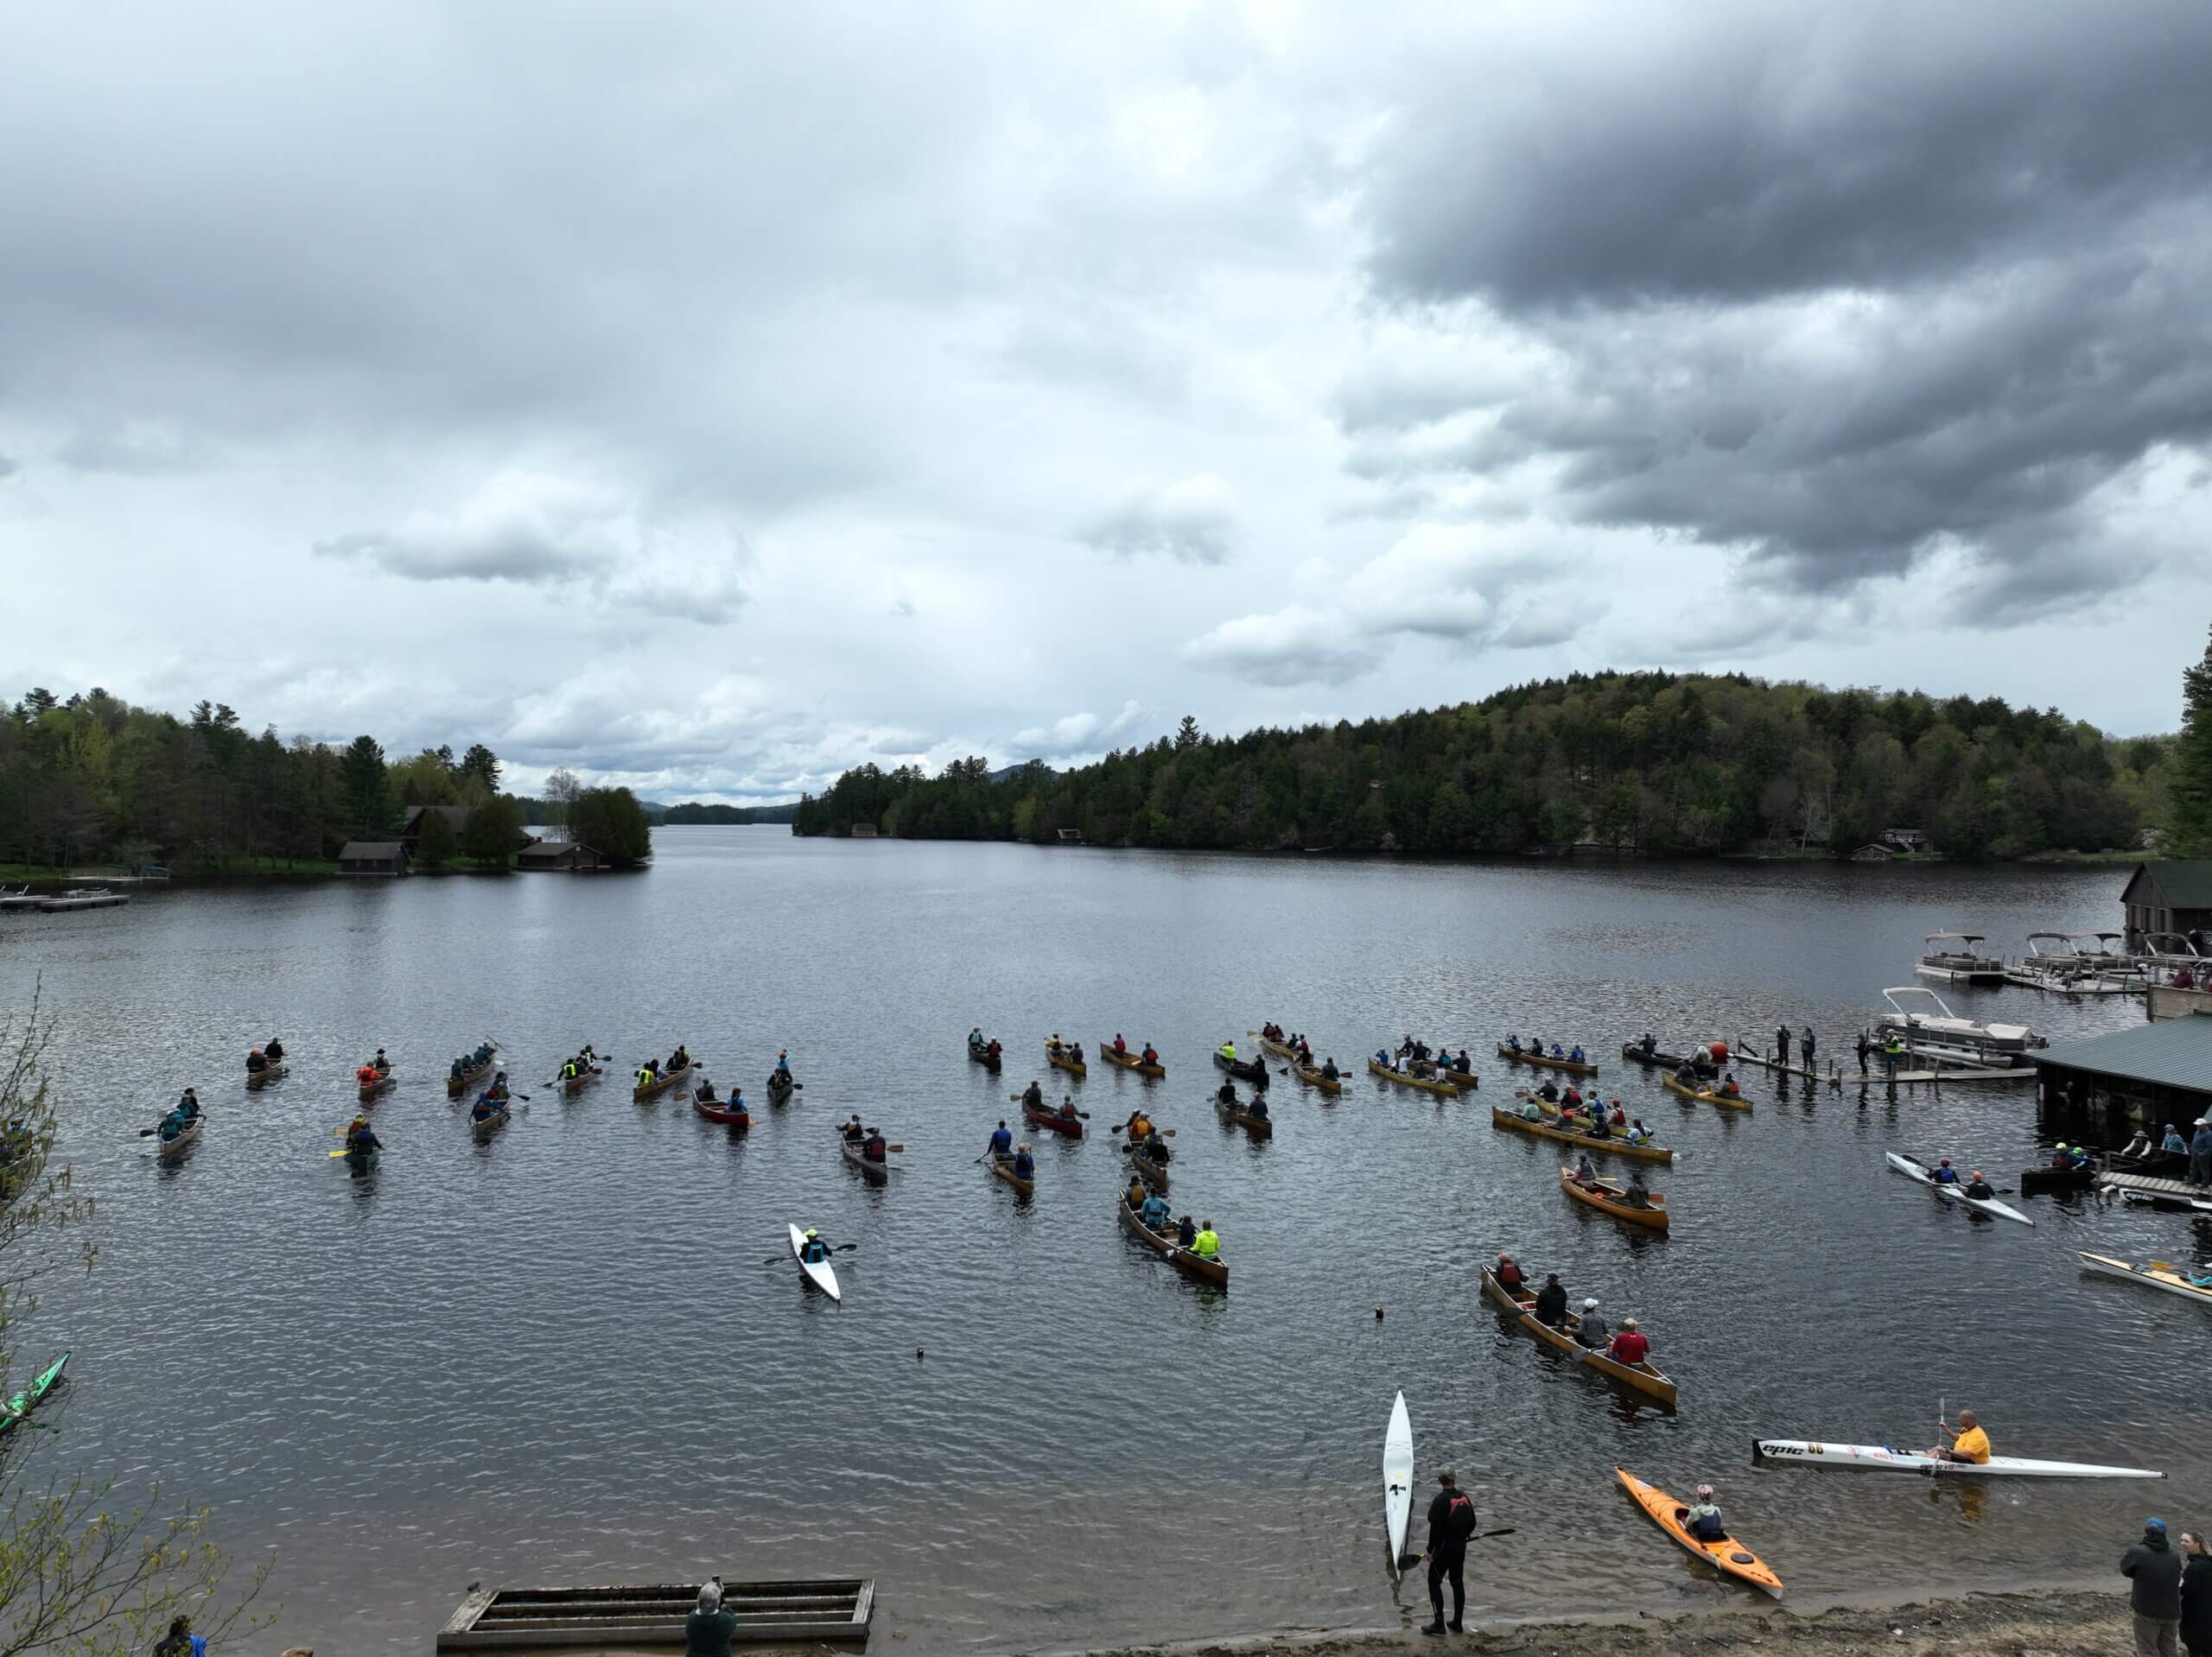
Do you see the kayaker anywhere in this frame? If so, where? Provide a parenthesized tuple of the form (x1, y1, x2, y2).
(1125, 1175, 1147, 1209)
(1607, 1317, 1649, 1365)
(1008, 1141, 1033, 1178)
(842, 1114, 865, 1143)
(1929, 1410, 1991, 1464)
(264, 1038, 284, 1062)
(1139, 1190, 1173, 1230)
(1190, 1220, 1221, 1261)
(1022, 1079, 1045, 1110)
(1534, 1273, 1567, 1325)
(2122, 1519, 2183, 1657)
(687, 1578, 737, 1657)
(1964, 1170, 1997, 1200)
(1494, 1253, 1525, 1292)
(1683, 1484, 1725, 1542)
(1931, 1158, 1961, 1185)
(1418, 1470, 1478, 1636)
(798, 1229, 836, 1264)
(1719, 1073, 1741, 1098)
(1574, 1298, 1605, 1348)
(988, 1121, 1014, 1156)
(862, 1127, 887, 1163)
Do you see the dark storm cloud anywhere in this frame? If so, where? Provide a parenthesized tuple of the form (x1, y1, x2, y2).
(1351, 0, 2212, 612)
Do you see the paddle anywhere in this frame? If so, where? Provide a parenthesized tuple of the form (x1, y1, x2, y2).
(1395, 1530, 1516, 1569)
(760, 1242, 858, 1266)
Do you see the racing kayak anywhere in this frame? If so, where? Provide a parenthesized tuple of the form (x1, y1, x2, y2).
(788, 1222, 841, 1303)
(1753, 1439, 2164, 1478)
(1885, 1152, 2032, 1225)
(1614, 1466, 1782, 1597)
(0, 1351, 68, 1435)
(2079, 1252, 2212, 1308)
(1382, 1392, 1413, 1578)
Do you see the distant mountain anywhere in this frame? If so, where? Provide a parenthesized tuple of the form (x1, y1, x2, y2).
(988, 761, 1052, 784)
(659, 801, 799, 825)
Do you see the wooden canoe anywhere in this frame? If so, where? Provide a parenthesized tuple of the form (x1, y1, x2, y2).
(1560, 1167, 1670, 1232)
(1295, 1063, 1344, 1095)
(693, 1097, 751, 1128)
(470, 1105, 512, 1141)
(446, 1051, 499, 1097)
(1369, 1058, 1458, 1096)
(1491, 1106, 1673, 1164)
(245, 1062, 287, 1090)
(1662, 1071, 1751, 1110)
(1479, 1267, 1676, 1406)
(1124, 1140, 1172, 1190)
(1046, 1043, 1087, 1077)
(1256, 1035, 1300, 1060)
(1212, 1051, 1267, 1082)
(632, 1061, 690, 1101)
(1096, 1043, 1166, 1078)
(562, 1064, 603, 1094)
(767, 1072, 794, 1101)
(156, 1115, 202, 1162)
(968, 1044, 1002, 1073)
(840, 1136, 889, 1181)
(358, 1070, 396, 1104)
(1118, 1193, 1176, 1259)
(1023, 1101, 1084, 1138)
(1497, 1044, 1598, 1076)
(1118, 1200, 1228, 1287)
(1619, 1042, 1715, 1074)
(988, 1153, 1034, 1197)
(1216, 1098, 1274, 1139)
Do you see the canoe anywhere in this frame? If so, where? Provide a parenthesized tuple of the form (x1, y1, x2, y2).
(632, 1061, 691, 1101)
(1023, 1101, 1084, 1138)
(156, 1115, 202, 1162)
(788, 1222, 841, 1302)
(1478, 1266, 1677, 1406)
(1615, 1467, 1782, 1598)
(1212, 1051, 1267, 1083)
(341, 1145, 379, 1172)
(245, 1063, 287, 1091)
(1117, 1192, 1175, 1259)
(1619, 1042, 1715, 1074)
(1114, 1195, 1224, 1286)
(0, 1352, 68, 1435)
(1491, 1106, 1673, 1165)
(1256, 1035, 1301, 1061)
(1885, 1152, 2032, 1225)
(357, 1070, 396, 1104)
(1216, 1098, 1274, 1139)
(1046, 1043, 1087, 1077)
(1497, 1044, 1599, 1076)
(1096, 1044, 1165, 1078)
(1294, 1063, 1344, 1095)
(563, 1064, 603, 1095)
(968, 1044, 1002, 1074)
(2119, 1188, 2212, 1215)
(2078, 1251, 2212, 1309)
(447, 1050, 499, 1096)
(1753, 1438, 2167, 1479)
(1369, 1058, 1458, 1096)
(1662, 1072, 1751, 1110)
(1124, 1141, 1171, 1190)
(766, 1072, 794, 1101)
(693, 1097, 752, 1128)
(1560, 1167, 1670, 1232)
(470, 1105, 511, 1141)
(841, 1137, 890, 1182)
(1383, 1392, 1414, 1578)
(988, 1152, 1034, 1197)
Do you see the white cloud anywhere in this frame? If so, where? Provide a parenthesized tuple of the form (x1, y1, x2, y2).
(1077, 473, 1240, 564)
(1010, 699, 1145, 758)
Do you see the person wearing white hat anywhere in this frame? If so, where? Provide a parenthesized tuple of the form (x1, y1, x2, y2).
(1574, 1297, 1605, 1348)
(688, 1578, 736, 1656)
(2191, 1119, 2212, 1189)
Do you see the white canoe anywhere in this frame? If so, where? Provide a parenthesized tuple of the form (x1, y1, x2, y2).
(1885, 1152, 2032, 1225)
(1382, 1391, 1413, 1578)
(788, 1222, 842, 1303)
(1754, 1438, 2164, 1479)
(2080, 1252, 2212, 1308)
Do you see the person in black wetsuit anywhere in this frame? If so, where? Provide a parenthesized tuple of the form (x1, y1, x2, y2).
(1419, 1470, 1478, 1635)
(1533, 1273, 1567, 1326)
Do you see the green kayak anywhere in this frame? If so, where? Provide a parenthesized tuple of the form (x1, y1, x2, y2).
(0, 1351, 67, 1434)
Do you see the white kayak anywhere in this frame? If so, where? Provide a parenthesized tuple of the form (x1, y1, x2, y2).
(1754, 1438, 2164, 1479)
(1885, 1152, 2032, 1225)
(1382, 1392, 1414, 1578)
(788, 1222, 841, 1303)
(2080, 1251, 2212, 1308)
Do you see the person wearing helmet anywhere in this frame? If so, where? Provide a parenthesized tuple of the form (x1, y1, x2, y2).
(1963, 1169, 1998, 1200)
(798, 1228, 835, 1265)
(1684, 1483, 1726, 1542)
(1574, 1297, 1605, 1348)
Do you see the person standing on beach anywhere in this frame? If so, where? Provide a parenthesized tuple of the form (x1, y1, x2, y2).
(2180, 1532, 2209, 1657)
(1419, 1470, 1478, 1635)
(2123, 1518, 2184, 1657)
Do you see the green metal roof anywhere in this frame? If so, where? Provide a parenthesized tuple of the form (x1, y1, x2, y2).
(2125, 860, 2212, 909)
(2033, 1015, 2212, 1098)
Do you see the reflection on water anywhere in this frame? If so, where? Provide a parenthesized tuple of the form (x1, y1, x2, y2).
(0, 836, 2188, 1654)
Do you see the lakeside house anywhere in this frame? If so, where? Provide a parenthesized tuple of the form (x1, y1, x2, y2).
(517, 838, 602, 873)
(849, 823, 879, 838)
(2121, 860, 2212, 951)
(2032, 1017, 2212, 1131)
(338, 841, 410, 876)
(398, 804, 474, 854)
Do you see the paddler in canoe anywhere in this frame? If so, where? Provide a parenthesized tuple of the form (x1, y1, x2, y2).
(987, 1121, 1014, 1158)
(1570, 1154, 1602, 1190)
(842, 1114, 865, 1142)
(355, 1060, 383, 1089)
(1125, 1173, 1147, 1209)
(1533, 1273, 1568, 1324)
(345, 1114, 382, 1157)
(372, 1048, 390, 1073)
(1021, 1078, 1046, 1110)
(1190, 1219, 1222, 1264)
(1929, 1411, 1992, 1464)
(1120, 1108, 1155, 1145)
(1606, 1317, 1650, 1367)
(1056, 1094, 1080, 1126)
(468, 1092, 505, 1127)
(480, 1071, 511, 1104)
(246, 1045, 270, 1076)
(1138, 1186, 1173, 1231)
(1010, 1142, 1036, 1182)
(1493, 1252, 1528, 1293)
(861, 1126, 888, 1165)
(1717, 1072, 1743, 1100)
(634, 1058, 661, 1089)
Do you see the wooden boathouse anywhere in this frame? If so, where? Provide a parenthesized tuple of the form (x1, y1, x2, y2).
(337, 841, 410, 876)
(2122, 860, 2212, 953)
(2031, 1016, 2212, 1133)
(516, 838, 603, 873)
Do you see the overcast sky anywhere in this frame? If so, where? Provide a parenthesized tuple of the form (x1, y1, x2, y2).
(6, 1, 2209, 801)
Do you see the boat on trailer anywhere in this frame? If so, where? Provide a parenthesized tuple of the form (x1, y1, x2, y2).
(1913, 932, 2005, 984)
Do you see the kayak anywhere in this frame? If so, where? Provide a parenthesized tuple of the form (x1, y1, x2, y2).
(1885, 1152, 2032, 1225)
(788, 1222, 841, 1302)
(1615, 1466, 1782, 1597)
(2119, 1189, 2212, 1215)
(0, 1351, 68, 1435)
(1752, 1438, 2166, 1479)
(2079, 1251, 2212, 1309)
(1382, 1392, 1413, 1578)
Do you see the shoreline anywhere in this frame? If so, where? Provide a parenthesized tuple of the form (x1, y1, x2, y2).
(1054, 1584, 2132, 1657)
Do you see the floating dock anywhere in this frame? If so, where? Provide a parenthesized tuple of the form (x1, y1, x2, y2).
(2100, 1171, 2210, 1202)
(35, 890, 130, 911)
(437, 1578, 874, 1650)
(1726, 1043, 2032, 1087)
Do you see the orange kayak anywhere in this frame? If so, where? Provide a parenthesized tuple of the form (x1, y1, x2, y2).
(1614, 1467, 1782, 1598)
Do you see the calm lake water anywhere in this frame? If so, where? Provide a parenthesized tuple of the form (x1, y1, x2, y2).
(0, 833, 2197, 1654)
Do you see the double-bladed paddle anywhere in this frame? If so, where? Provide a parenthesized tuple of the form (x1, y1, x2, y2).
(1394, 1529, 1515, 1569)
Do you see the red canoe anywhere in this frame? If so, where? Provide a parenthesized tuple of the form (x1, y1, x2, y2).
(1023, 1101, 1084, 1139)
(693, 1098, 752, 1129)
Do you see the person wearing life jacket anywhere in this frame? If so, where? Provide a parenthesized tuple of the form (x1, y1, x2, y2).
(1571, 1154, 1600, 1190)
(1931, 1158, 1962, 1185)
(1624, 1119, 1653, 1147)
(842, 1114, 865, 1144)
(1561, 1085, 1582, 1110)
(1608, 1100, 1628, 1128)
(1125, 1175, 1147, 1209)
(968, 1026, 985, 1052)
(988, 1121, 1013, 1157)
(1057, 1095, 1078, 1122)
(1567, 1044, 1586, 1064)
(1682, 1483, 1725, 1542)
(1217, 1040, 1237, 1063)
(346, 1114, 381, 1155)
(1719, 1073, 1741, 1098)
(774, 1051, 791, 1076)
(356, 1062, 381, 1089)
(1494, 1253, 1526, 1292)
(470, 1092, 503, 1124)
(798, 1228, 835, 1264)
(1624, 1170, 1655, 1205)
(1122, 1110, 1152, 1144)
(578, 1044, 598, 1067)
(1190, 1220, 1221, 1260)
(985, 1037, 1001, 1061)
(862, 1127, 887, 1163)
(1139, 1189, 1173, 1230)
(1112, 1033, 1128, 1054)
(1012, 1143, 1034, 1180)
(1607, 1317, 1649, 1366)
(666, 1044, 689, 1073)
(449, 1055, 468, 1080)
(635, 1060, 658, 1089)
(562, 1057, 581, 1082)
(480, 1071, 510, 1103)
(1140, 1042, 1158, 1065)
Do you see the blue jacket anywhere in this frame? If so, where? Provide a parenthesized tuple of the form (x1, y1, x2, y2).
(988, 1127, 1013, 1153)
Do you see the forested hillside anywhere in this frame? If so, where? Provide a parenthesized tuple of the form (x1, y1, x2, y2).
(792, 673, 2174, 860)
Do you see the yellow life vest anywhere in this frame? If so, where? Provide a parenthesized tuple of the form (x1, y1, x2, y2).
(1192, 1228, 1220, 1259)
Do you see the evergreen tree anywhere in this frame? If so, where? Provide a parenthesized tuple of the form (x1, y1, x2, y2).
(459, 744, 501, 792)
(2170, 624, 2212, 854)
(415, 805, 459, 869)
(339, 735, 392, 839)
(461, 797, 526, 863)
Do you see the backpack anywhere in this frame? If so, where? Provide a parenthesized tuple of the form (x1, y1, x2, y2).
(1439, 1490, 1476, 1546)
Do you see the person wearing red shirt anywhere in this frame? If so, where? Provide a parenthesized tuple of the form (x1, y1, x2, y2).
(1608, 1318, 1649, 1365)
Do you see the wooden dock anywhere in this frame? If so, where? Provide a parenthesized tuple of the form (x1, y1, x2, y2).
(439, 1578, 874, 1649)
(1727, 1044, 2033, 1086)
(2099, 1171, 2211, 1200)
